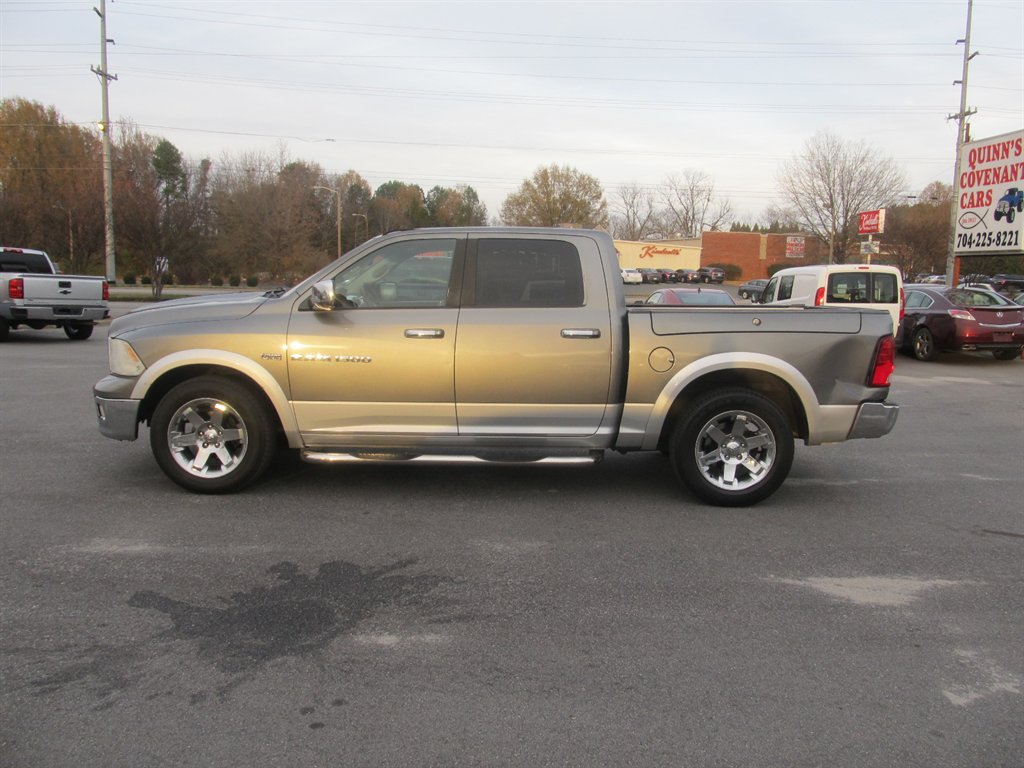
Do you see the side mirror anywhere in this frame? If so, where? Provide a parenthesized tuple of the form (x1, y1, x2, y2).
(310, 279, 337, 311)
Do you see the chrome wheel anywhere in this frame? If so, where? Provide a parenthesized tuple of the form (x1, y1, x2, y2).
(150, 376, 278, 493)
(671, 388, 793, 507)
(693, 409, 777, 491)
(166, 397, 249, 478)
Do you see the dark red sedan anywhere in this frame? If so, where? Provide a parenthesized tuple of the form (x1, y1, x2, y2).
(899, 286, 1024, 361)
(640, 287, 736, 306)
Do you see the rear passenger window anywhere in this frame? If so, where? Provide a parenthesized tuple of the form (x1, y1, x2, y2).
(905, 291, 932, 309)
(474, 239, 584, 307)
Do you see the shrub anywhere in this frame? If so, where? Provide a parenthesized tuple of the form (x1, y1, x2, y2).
(141, 275, 152, 285)
(245, 275, 259, 287)
(123, 273, 136, 285)
(229, 274, 241, 287)
(210, 276, 224, 287)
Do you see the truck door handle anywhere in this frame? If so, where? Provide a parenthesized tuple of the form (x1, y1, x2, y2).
(404, 328, 445, 339)
(561, 328, 601, 339)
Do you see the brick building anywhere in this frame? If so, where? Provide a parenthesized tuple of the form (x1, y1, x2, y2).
(700, 232, 829, 279)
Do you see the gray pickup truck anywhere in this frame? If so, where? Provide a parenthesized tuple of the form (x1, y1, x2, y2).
(1, 246, 109, 340)
(93, 228, 898, 506)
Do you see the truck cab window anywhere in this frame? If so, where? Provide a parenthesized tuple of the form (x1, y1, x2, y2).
(474, 239, 584, 307)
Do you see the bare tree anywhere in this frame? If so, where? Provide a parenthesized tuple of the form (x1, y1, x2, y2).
(777, 131, 907, 263)
(610, 183, 659, 240)
(661, 170, 733, 238)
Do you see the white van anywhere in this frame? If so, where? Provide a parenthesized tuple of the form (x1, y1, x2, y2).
(757, 264, 904, 334)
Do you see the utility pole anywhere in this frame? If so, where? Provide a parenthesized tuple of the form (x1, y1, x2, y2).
(92, 0, 117, 283)
(945, 0, 978, 287)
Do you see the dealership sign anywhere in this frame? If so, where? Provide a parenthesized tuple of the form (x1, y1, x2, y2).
(637, 244, 685, 259)
(858, 209, 885, 235)
(954, 129, 1024, 255)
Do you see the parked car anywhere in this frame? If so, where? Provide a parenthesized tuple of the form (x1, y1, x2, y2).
(657, 268, 679, 283)
(637, 268, 662, 284)
(758, 264, 904, 336)
(621, 268, 642, 285)
(641, 287, 736, 306)
(899, 285, 1024, 361)
(675, 269, 700, 283)
(991, 274, 1024, 294)
(696, 267, 725, 284)
(737, 278, 768, 301)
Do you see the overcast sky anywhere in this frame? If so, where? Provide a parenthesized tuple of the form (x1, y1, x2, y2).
(2, 0, 1022, 223)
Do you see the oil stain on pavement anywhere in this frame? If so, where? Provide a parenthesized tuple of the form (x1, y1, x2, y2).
(31, 558, 450, 705)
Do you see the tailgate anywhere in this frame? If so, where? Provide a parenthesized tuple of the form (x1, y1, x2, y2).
(22, 274, 106, 305)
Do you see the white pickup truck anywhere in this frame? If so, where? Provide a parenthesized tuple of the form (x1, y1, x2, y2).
(94, 228, 899, 506)
(0, 246, 109, 340)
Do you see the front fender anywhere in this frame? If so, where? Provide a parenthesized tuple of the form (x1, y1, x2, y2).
(130, 349, 301, 447)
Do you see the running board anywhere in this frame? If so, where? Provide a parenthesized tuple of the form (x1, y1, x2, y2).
(301, 450, 604, 466)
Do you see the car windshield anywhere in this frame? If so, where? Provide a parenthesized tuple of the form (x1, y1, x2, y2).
(946, 289, 1015, 307)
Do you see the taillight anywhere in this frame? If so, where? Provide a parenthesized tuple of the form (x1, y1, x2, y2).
(102, 281, 109, 301)
(869, 335, 895, 387)
(8, 277, 24, 300)
(899, 287, 905, 322)
(814, 287, 825, 306)
(948, 309, 975, 321)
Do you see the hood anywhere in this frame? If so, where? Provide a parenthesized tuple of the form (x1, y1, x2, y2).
(108, 291, 270, 336)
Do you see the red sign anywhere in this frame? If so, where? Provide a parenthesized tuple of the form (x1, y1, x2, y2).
(858, 209, 885, 235)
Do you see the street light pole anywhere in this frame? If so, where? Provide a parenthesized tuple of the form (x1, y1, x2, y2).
(313, 185, 342, 261)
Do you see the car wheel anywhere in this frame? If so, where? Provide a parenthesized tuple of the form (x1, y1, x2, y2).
(669, 388, 794, 507)
(912, 327, 938, 361)
(1008, 209, 1016, 224)
(64, 322, 94, 340)
(992, 349, 1020, 361)
(149, 376, 277, 493)
(739, 291, 748, 299)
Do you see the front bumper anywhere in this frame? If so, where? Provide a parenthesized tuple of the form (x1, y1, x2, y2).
(94, 396, 141, 441)
(847, 401, 899, 440)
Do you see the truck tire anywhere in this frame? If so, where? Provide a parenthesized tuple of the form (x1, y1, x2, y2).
(0, 318, 9, 341)
(149, 376, 277, 494)
(64, 322, 94, 340)
(670, 388, 794, 507)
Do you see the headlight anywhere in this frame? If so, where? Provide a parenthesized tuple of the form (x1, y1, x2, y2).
(108, 337, 146, 376)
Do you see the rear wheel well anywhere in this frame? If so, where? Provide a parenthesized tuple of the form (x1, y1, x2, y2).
(139, 365, 284, 442)
(658, 369, 807, 451)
